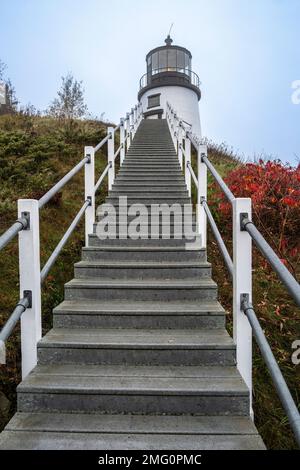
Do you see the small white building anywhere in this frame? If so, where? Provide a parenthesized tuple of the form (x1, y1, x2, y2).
(0, 82, 6, 106)
(138, 35, 202, 138)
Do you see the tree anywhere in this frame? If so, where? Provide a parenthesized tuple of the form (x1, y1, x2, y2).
(47, 73, 88, 119)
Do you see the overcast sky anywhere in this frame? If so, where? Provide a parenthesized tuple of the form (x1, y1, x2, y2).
(1, 0, 299, 164)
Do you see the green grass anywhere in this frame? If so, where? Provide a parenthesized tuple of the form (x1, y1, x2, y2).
(0, 117, 299, 449)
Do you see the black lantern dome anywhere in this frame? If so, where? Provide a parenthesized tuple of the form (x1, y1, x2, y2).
(138, 36, 201, 101)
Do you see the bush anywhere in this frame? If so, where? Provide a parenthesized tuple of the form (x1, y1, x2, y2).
(210, 160, 300, 274)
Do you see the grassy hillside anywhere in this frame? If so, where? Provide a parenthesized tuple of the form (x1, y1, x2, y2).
(0, 115, 299, 449)
(0, 113, 110, 429)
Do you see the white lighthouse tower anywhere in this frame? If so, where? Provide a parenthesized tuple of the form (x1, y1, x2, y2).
(138, 35, 202, 138)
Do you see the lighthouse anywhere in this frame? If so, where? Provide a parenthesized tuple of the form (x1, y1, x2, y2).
(138, 35, 202, 137)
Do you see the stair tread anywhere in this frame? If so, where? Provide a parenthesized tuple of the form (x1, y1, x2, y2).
(83, 246, 205, 251)
(38, 328, 234, 348)
(0, 430, 265, 450)
(65, 278, 217, 288)
(18, 365, 245, 394)
(74, 261, 210, 268)
(24, 364, 237, 377)
(53, 299, 224, 314)
(4, 412, 261, 435)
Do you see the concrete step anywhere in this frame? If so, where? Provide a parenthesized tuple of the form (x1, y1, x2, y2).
(116, 174, 184, 179)
(53, 300, 225, 329)
(122, 162, 180, 167)
(81, 246, 206, 262)
(105, 197, 191, 205)
(92, 224, 197, 236)
(125, 156, 178, 160)
(115, 177, 185, 182)
(0, 413, 265, 450)
(17, 364, 247, 414)
(110, 189, 189, 196)
(73, 260, 211, 279)
(111, 186, 188, 192)
(64, 277, 217, 301)
(87, 236, 196, 248)
(36, 328, 233, 367)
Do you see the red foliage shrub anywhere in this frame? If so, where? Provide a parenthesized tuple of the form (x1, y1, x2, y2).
(210, 160, 300, 272)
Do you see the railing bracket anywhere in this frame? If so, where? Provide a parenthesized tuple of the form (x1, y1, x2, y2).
(86, 196, 92, 206)
(240, 212, 249, 231)
(23, 290, 32, 309)
(85, 154, 91, 164)
(240, 293, 253, 314)
(21, 212, 30, 230)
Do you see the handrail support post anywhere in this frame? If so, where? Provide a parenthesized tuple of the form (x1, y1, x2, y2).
(197, 145, 207, 248)
(18, 199, 41, 379)
(84, 146, 95, 246)
(184, 137, 191, 197)
(120, 118, 125, 165)
(178, 125, 183, 169)
(233, 197, 253, 417)
(126, 114, 131, 150)
(107, 127, 115, 190)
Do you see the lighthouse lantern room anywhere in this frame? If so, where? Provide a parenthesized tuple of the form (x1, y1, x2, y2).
(138, 35, 202, 137)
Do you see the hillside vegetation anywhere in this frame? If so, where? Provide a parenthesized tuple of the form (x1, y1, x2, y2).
(0, 114, 299, 449)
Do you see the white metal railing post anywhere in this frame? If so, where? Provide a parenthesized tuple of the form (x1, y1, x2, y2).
(130, 108, 134, 140)
(107, 127, 115, 190)
(197, 144, 207, 248)
(184, 137, 191, 197)
(126, 113, 131, 150)
(84, 146, 95, 246)
(178, 124, 183, 168)
(18, 199, 41, 379)
(233, 197, 253, 416)
(172, 113, 177, 150)
(120, 118, 125, 165)
(134, 105, 138, 133)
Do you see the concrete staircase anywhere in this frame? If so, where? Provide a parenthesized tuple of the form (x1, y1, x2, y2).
(0, 119, 265, 450)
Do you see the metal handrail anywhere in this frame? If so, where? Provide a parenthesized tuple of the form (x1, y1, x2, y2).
(202, 199, 233, 277)
(94, 124, 121, 154)
(241, 296, 300, 446)
(0, 296, 30, 345)
(94, 163, 111, 194)
(201, 155, 235, 203)
(241, 216, 300, 307)
(40, 199, 90, 282)
(187, 161, 198, 189)
(94, 133, 112, 153)
(0, 216, 29, 252)
(114, 144, 123, 161)
(38, 156, 89, 209)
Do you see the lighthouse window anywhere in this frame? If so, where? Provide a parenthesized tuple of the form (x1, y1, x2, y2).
(148, 94, 160, 108)
(152, 52, 159, 73)
(168, 49, 177, 70)
(158, 50, 167, 71)
(177, 50, 185, 73)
